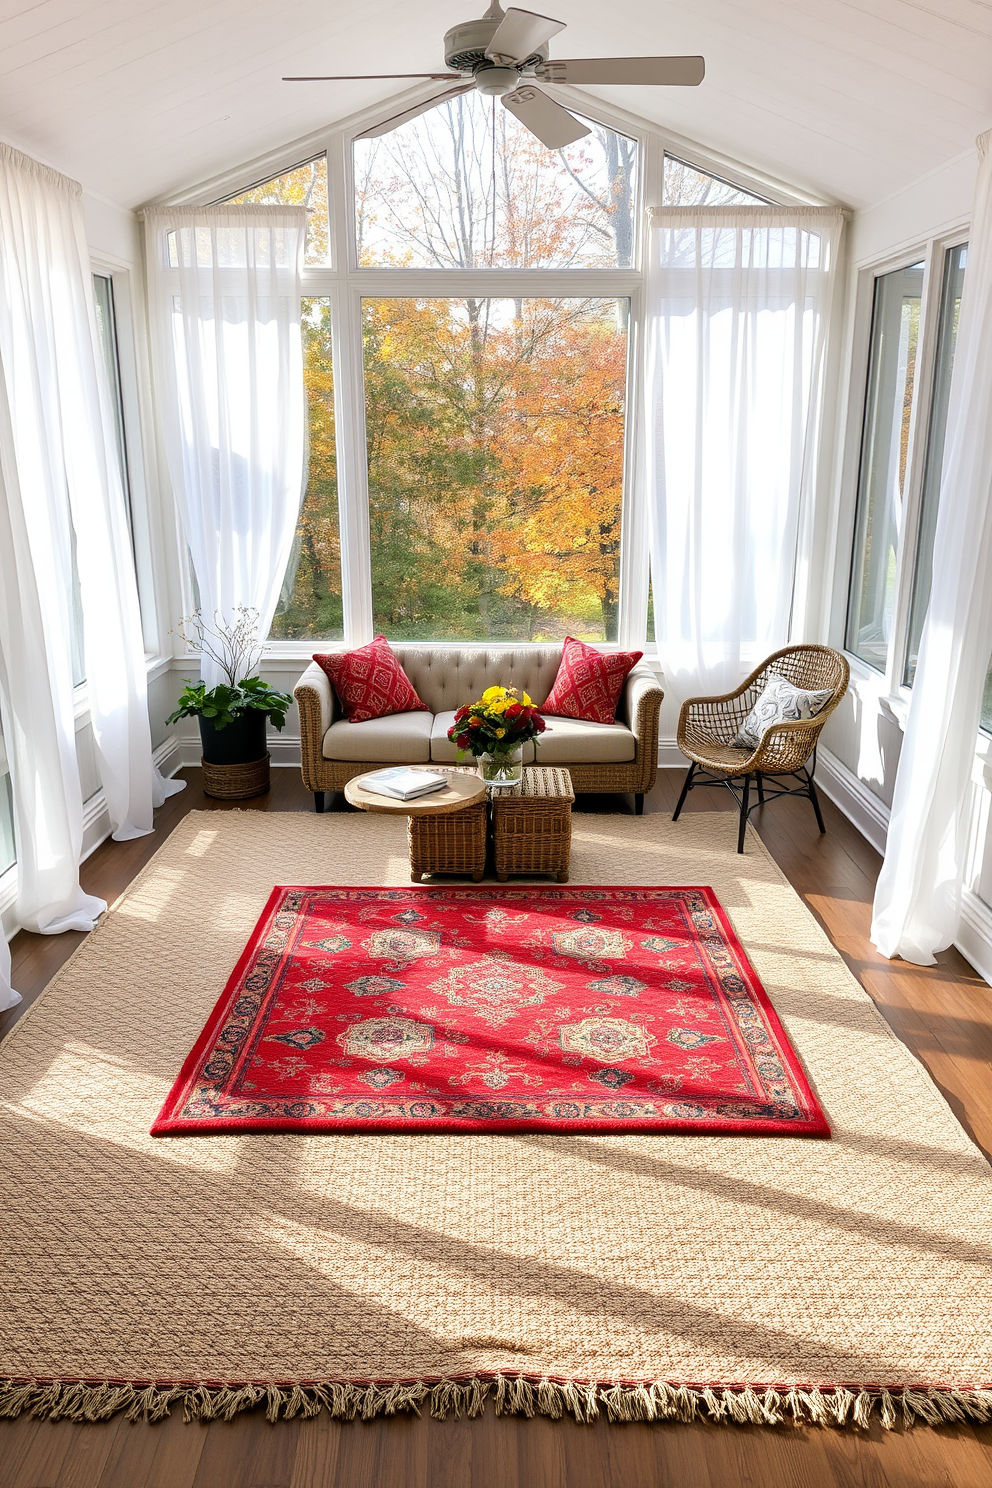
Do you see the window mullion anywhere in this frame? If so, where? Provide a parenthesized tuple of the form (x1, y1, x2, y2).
(333, 283, 374, 645)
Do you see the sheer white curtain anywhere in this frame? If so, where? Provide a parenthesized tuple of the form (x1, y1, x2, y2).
(872, 132, 992, 965)
(144, 207, 307, 685)
(644, 207, 844, 700)
(0, 144, 171, 1011)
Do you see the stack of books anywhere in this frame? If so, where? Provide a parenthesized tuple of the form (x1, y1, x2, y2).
(360, 767, 449, 801)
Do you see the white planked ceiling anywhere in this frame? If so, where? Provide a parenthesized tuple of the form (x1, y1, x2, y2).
(1, 0, 990, 211)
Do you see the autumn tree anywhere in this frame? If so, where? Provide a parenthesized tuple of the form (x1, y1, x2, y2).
(242, 100, 634, 642)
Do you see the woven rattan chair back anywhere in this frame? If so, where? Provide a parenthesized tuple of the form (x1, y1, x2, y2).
(673, 644, 850, 852)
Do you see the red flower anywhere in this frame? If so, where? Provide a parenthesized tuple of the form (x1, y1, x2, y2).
(453, 705, 470, 722)
(505, 701, 522, 719)
(456, 733, 471, 749)
(534, 715, 547, 733)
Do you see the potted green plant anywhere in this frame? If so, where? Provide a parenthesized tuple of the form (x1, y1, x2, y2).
(167, 607, 293, 798)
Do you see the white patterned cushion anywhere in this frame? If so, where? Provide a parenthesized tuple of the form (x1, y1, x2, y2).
(734, 673, 833, 749)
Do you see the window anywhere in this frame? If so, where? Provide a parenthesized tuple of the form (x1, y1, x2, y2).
(844, 240, 982, 721)
(208, 103, 814, 650)
(355, 93, 638, 268)
(662, 155, 770, 206)
(269, 298, 342, 640)
(92, 274, 132, 526)
(846, 260, 924, 671)
(225, 157, 329, 265)
(904, 244, 967, 686)
(363, 296, 627, 641)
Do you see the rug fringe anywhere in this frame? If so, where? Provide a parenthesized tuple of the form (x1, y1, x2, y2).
(2, 1376, 991, 1429)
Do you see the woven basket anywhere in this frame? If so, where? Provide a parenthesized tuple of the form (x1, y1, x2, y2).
(409, 802, 487, 883)
(492, 767, 574, 883)
(201, 754, 271, 800)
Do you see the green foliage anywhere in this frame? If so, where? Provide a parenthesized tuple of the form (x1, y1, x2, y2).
(166, 678, 293, 731)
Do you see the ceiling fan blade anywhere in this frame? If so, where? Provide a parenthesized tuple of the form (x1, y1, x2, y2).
(538, 56, 705, 86)
(501, 85, 590, 149)
(355, 85, 474, 139)
(486, 7, 565, 64)
(283, 73, 463, 82)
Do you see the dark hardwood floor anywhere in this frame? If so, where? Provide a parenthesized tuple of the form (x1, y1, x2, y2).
(4, 767, 992, 1488)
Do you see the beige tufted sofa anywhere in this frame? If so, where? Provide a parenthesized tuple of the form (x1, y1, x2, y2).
(294, 645, 664, 814)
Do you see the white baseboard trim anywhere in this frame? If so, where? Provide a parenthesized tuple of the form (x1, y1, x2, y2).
(3, 736, 183, 945)
(957, 890, 992, 989)
(815, 747, 889, 857)
(658, 738, 685, 770)
(80, 736, 185, 863)
(177, 731, 303, 767)
(154, 734, 184, 783)
(816, 748, 992, 987)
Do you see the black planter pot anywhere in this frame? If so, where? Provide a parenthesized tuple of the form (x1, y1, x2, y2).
(198, 710, 268, 766)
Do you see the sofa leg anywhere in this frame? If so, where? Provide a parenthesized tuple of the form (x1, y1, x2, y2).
(314, 791, 326, 814)
(634, 793, 644, 816)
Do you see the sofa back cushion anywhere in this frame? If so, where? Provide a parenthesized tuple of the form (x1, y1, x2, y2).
(389, 646, 564, 717)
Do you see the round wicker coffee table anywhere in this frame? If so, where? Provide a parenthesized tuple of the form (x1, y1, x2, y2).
(344, 766, 487, 883)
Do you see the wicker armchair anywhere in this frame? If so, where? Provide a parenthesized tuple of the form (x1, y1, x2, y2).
(672, 645, 850, 853)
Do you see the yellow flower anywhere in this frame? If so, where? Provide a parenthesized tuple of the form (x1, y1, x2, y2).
(468, 716, 481, 727)
(481, 686, 505, 703)
(494, 727, 506, 738)
(522, 691, 533, 706)
(488, 698, 508, 714)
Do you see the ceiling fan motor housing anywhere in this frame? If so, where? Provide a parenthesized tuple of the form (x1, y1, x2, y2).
(443, 16, 549, 77)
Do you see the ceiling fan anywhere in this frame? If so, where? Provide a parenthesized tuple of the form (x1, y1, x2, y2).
(283, 1, 704, 150)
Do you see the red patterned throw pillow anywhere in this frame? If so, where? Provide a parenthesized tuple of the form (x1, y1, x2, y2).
(542, 636, 643, 725)
(313, 637, 427, 723)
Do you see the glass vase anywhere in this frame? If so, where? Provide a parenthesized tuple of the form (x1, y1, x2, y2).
(478, 748, 523, 789)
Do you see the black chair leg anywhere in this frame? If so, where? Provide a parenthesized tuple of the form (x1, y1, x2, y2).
(808, 774, 826, 833)
(634, 793, 644, 816)
(737, 774, 751, 854)
(672, 763, 696, 821)
(756, 771, 765, 804)
(314, 791, 326, 814)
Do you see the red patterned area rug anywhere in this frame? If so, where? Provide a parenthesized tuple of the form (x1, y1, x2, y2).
(153, 886, 828, 1138)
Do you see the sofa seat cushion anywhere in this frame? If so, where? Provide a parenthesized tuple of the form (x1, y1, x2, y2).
(322, 710, 433, 763)
(430, 711, 536, 764)
(536, 715, 636, 764)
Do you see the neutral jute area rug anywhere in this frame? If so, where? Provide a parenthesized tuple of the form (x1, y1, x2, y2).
(2, 808, 992, 1432)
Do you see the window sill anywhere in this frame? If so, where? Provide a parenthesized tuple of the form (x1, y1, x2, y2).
(878, 692, 910, 731)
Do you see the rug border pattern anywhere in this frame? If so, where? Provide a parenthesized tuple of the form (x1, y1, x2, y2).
(150, 884, 830, 1138)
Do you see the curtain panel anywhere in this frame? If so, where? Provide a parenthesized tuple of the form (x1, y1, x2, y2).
(643, 206, 844, 700)
(872, 132, 992, 965)
(144, 206, 307, 687)
(0, 144, 167, 1010)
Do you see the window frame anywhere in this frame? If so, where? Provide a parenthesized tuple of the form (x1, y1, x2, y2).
(164, 84, 827, 656)
(89, 255, 164, 660)
(837, 227, 969, 713)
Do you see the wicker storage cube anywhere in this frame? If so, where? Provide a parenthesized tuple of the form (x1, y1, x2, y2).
(492, 767, 575, 883)
(409, 802, 487, 883)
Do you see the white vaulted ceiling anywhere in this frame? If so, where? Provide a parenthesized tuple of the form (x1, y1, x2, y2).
(1, 0, 990, 210)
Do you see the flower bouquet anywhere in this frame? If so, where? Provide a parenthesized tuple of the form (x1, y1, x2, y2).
(448, 685, 547, 787)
